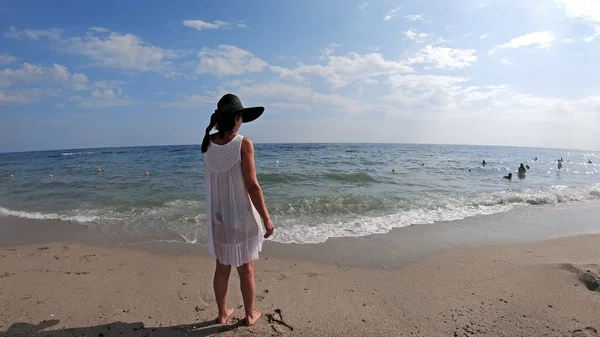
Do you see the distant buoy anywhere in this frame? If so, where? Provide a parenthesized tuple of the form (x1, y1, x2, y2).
(10, 174, 14, 179)
(392, 168, 396, 173)
(49, 174, 53, 179)
(145, 170, 149, 175)
(97, 168, 102, 174)
(276, 160, 279, 163)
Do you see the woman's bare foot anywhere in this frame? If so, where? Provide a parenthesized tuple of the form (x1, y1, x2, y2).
(217, 308, 234, 324)
(245, 310, 262, 326)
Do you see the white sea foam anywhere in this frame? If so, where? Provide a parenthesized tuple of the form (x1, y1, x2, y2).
(1, 184, 599, 244)
(0, 206, 98, 223)
(61, 151, 98, 156)
(271, 184, 600, 244)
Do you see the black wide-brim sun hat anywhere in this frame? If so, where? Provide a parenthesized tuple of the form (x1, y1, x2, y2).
(217, 93, 264, 123)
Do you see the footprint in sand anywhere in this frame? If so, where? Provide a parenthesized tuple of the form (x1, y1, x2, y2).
(81, 254, 97, 262)
(572, 327, 598, 337)
(267, 309, 294, 332)
(561, 264, 600, 292)
(256, 289, 269, 301)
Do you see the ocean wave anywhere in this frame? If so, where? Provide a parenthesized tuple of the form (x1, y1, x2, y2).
(0, 206, 98, 223)
(270, 203, 512, 244)
(1, 184, 599, 244)
(270, 184, 600, 243)
(61, 151, 98, 156)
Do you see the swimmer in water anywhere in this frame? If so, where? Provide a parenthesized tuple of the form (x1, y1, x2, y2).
(558, 161, 563, 170)
(503, 173, 512, 180)
(534, 157, 537, 161)
(482, 160, 486, 167)
(518, 163, 526, 176)
(588, 160, 592, 164)
(525, 165, 530, 170)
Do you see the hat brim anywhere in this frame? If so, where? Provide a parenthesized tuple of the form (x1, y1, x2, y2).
(238, 107, 264, 123)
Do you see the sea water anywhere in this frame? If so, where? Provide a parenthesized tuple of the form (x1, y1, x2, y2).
(1, 144, 599, 244)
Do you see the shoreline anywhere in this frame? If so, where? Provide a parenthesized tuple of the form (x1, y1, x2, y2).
(1, 200, 600, 268)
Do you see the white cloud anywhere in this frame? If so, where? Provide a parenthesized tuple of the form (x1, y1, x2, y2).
(0, 54, 17, 66)
(0, 88, 53, 104)
(501, 59, 511, 65)
(0, 62, 127, 106)
(64, 31, 178, 72)
(55, 103, 64, 108)
(278, 51, 414, 89)
(320, 43, 342, 58)
(479, 34, 492, 39)
(358, 1, 370, 11)
(5, 27, 178, 73)
(407, 45, 478, 70)
(384, 6, 402, 21)
(166, 81, 385, 115)
(269, 65, 305, 82)
(583, 25, 600, 41)
(183, 20, 246, 31)
(70, 88, 132, 108)
(197, 45, 268, 76)
(0, 63, 88, 89)
(5, 27, 62, 40)
(239, 82, 382, 114)
(404, 29, 428, 43)
(489, 31, 554, 54)
(555, 0, 600, 22)
(88, 27, 109, 33)
(405, 14, 423, 22)
(561, 38, 574, 43)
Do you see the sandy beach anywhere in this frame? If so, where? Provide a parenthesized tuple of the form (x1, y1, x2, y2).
(1, 213, 600, 336)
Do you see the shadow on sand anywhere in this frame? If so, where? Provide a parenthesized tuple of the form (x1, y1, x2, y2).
(0, 318, 247, 337)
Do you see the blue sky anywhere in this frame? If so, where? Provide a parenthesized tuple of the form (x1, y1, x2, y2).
(1, 0, 599, 152)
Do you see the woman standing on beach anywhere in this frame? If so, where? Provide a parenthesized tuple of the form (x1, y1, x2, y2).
(201, 94, 275, 326)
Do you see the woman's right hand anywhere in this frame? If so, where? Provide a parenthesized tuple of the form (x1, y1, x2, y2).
(263, 219, 274, 239)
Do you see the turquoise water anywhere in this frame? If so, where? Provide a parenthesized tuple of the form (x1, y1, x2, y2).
(1, 144, 599, 244)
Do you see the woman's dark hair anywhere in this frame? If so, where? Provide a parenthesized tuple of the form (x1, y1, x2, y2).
(201, 110, 241, 153)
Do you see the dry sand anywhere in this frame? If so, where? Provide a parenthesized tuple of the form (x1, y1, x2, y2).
(1, 233, 599, 337)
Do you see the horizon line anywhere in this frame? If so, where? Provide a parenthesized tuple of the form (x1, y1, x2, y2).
(1, 141, 598, 155)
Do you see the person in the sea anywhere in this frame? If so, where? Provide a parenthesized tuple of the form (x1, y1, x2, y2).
(503, 173, 512, 180)
(534, 157, 537, 161)
(525, 164, 530, 170)
(518, 163, 526, 176)
(558, 161, 563, 170)
(588, 160, 593, 164)
(482, 160, 486, 166)
(201, 93, 275, 326)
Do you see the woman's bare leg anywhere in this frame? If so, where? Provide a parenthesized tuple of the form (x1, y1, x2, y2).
(214, 260, 234, 324)
(237, 261, 262, 326)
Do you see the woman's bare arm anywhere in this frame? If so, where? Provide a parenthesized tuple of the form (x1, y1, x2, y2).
(241, 137, 274, 238)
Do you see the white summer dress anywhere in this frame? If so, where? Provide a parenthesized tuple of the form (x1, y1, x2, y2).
(204, 134, 264, 267)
